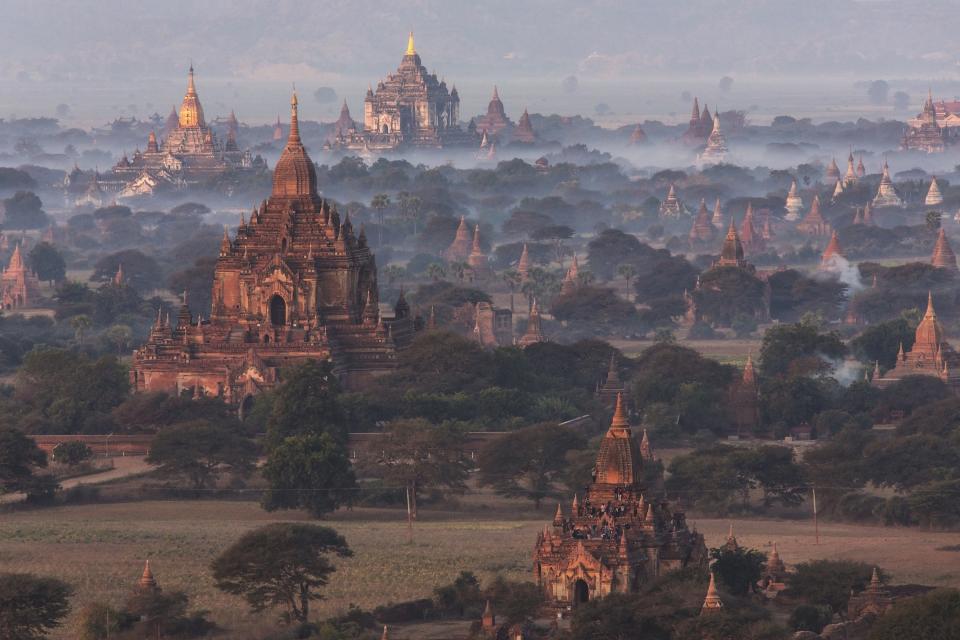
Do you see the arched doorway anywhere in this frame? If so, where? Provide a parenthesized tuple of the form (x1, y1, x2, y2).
(270, 295, 286, 326)
(573, 579, 589, 606)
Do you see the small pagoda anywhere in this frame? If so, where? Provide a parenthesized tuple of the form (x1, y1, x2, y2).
(739, 203, 765, 254)
(711, 198, 725, 228)
(688, 199, 717, 244)
(872, 160, 904, 208)
(784, 180, 803, 221)
(659, 184, 684, 218)
(444, 216, 473, 261)
(925, 176, 944, 206)
(698, 112, 728, 165)
(1, 244, 41, 310)
(842, 151, 858, 187)
(796, 195, 831, 236)
(820, 231, 845, 269)
(931, 228, 958, 271)
(873, 293, 960, 389)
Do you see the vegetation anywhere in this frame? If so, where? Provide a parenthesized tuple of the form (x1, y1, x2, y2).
(0, 573, 72, 639)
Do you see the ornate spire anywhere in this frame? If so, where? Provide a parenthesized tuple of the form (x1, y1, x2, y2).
(701, 572, 723, 614)
(609, 392, 629, 435)
(271, 91, 318, 199)
(138, 560, 159, 591)
(553, 503, 564, 527)
(931, 228, 958, 271)
(406, 31, 416, 56)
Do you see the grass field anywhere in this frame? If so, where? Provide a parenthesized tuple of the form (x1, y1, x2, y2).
(2, 500, 959, 639)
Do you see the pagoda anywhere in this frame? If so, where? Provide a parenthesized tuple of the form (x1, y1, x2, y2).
(130, 93, 414, 406)
(857, 155, 866, 178)
(444, 216, 473, 262)
(831, 179, 844, 202)
(560, 255, 580, 296)
(688, 199, 717, 244)
(681, 97, 711, 145)
(514, 109, 537, 144)
(931, 228, 958, 271)
(596, 354, 626, 408)
(700, 573, 723, 615)
(517, 299, 545, 347)
(784, 180, 803, 221)
(111, 66, 255, 191)
(328, 101, 358, 143)
(825, 157, 841, 184)
(628, 123, 647, 145)
(338, 33, 470, 151)
(698, 112, 728, 165)
(714, 217, 751, 270)
(533, 394, 707, 608)
(901, 90, 946, 153)
(847, 568, 895, 619)
(739, 202, 764, 254)
(659, 184, 684, 218)
(728, 354, 760, 436)
(873, 293, 960, 389)
(137, 560, 160, 594)
(925, 176, 944, 206)
(872, 160, 904, 208)
(796, 195, 831, 236)
(820, 231, 845, 270)
(467, 225, 490, 277)
(711, 198, 725, 228)
(862, 201, 875, 226)
(842, 151, 858, 187)
(473, 86, 512, 138)
(517, 244, 530, 282)
(1, 244, 41, 309)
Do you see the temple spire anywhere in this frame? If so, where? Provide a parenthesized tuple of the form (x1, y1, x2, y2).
(289, 91, 301, 143)
(406, 31, 416, 56)
(701, 572, 723, 614)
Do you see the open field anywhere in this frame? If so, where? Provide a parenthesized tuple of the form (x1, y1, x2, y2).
(1, 500, 959, 639)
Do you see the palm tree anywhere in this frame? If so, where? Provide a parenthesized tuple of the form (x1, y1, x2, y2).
(426, 263, 446, 282)
(370, 194, 391, 247)
(617, 264, 637, 301)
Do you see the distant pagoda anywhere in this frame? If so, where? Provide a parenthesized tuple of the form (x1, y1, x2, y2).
(681, 97, 712, 145)
(842, 151, 858, 187)
(474, 86, 512, 138)
(820, 230, 845, 269)
(659, 184, 684, 218)
(714, 217, 751, 270)
(925, 176, 944, 206)
(872, 160, 904, 208)
(784, 180, 804, 221)
(1, 244, 41, 309)
(873, 293, 960, 388)
(739, 202, 765, 254)
(514, 109, 537, 144)
(825, 157, 841, 184)
(689, 199, 717, 244)
(629, 123, 648, 145)
(711, 198, 725, 228)
(444, 216, 473, 262)
(698, 112, 728, 164)
(901, 90, 946, 153)
(931, 228, 958, 271)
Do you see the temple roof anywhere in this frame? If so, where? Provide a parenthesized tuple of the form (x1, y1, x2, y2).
(821, 230, 844, 263)
(272, 92, 318, 200)
(718, 216, 745, 266)
(594, 393, 641, 485)
(931, 228, 958, 271)
(914, 292, 944, 356)
(178, 65, 205, 128)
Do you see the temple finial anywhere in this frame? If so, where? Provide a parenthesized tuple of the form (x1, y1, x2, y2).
(406, 31, 416, 56)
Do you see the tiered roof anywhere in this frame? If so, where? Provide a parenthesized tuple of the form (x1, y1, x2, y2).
(796, 195, 831, 236)
(689, 199, 717, 243)
(931, 228, 958, 271)
(925, 176, 944, 206)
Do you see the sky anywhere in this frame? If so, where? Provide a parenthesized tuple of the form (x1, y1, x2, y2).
(2, 0, 959, 126)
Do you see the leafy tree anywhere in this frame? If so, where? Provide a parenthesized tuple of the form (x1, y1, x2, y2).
(710, 547, 766, 596)
(167, 257, 216, 318)
(359, 419, 470, 519)
(759, 321, 846, 378)
(768, 269, 847, 323)
(0, 427, 48, 494)
(51, 441, 93, 466)
(760, 375, 832, 428)
(391, 331, 491, 394)
(478, 423, 586, 508)
(502, 210, 553, 237)
(262, 432, 355, 518)
(632, 343, 733, 409)
(68, 315, 91, 345)
(370, 193, 391, 247)
(850, 317, 914, 370)
(0, 573, 72, 639)
(2, 191, 49, 229)
(788, 604, 832, 633)
(633, 255, 699, 302)
(90, 250, 161, 292)
(266, 360, 347, 447)
(786, 560, 878, 615)
(587, 228, 655, 280)
(27, 242, 65, 285)
(211, 523, 352, 624)
(122, 587, 214, 639)
(103, 324, 133, 354)
(481, 576, 544, 624)
(907, 479, 960, 528)
(863, 434, 960, 490)
(433, 571, 482, 617)
(569, 592, 672, 640)
(551, 286, 639, 334)
(147, 420, 256, 490)
(694, 267, 767, 327)
(868, 588, 960, 640)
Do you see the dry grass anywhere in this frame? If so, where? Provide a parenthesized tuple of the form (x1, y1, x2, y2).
(1, 500, 958, 639)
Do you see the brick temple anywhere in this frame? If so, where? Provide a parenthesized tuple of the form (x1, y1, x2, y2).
(131, 93, 414, 412)
(533, 394, 707, 609)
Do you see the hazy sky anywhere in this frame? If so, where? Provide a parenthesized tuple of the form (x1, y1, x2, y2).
(2, 0, 959, 125)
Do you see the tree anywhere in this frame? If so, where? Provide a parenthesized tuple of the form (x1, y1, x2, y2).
(360, 419, 470, 520)
(2, 191, 49, 229)
(90, 250, 161, 293)
(370, 194, 390, 247)
(433, 571, 482, 617)
(617, 263, 637, 299)
(926, 210, 942, 231)
(789, 604, 832, 634)
(786, 560, 878, 616)
(51, 441, 93, 466)
(569, 592, 672, 640)
(710, 546, 766, 596)
(103, 324, 132, 354)
(211, 523, 352, 624)
(261, 433, 356, 517)
(694, 267, 767, 327)
(478, 423, 586, 509)
(530, 224, 574, 268)
(27, 243, 65, 285)
(759, 321, 846, 378)
(863, 434, 960, 491)
(68, 315, 91, 345)
(398, 192, 423, 235)
(266, 360, 347, 448)
(0, 573, 72, 639)
(147, 420, 256, 490)
(0, 427, 48, 494)
(850, 317, 914, 370)
(868, 588, 960, 640)
(551, 286, 639, 334)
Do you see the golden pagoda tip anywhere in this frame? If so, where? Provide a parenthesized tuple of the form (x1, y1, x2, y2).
(406, 31, 416, 55)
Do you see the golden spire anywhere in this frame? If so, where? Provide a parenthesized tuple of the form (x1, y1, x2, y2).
(609, 392, 630, 435)
(406, 31, 416, 55)
(289, 90, 301, 143)
(701, 572, 723, 614)
(187, 63, 197, 96)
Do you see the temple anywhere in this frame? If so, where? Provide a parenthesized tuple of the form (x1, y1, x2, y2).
(713, 218, 751, 270)
(728, 354, 760, 436)
(820, 231, 845, 269)
(473, 87, 512, 138)
(533, 394, 707, 608)
(1, 244, 41, 309)
(901, 91, 947, 153)
(444, 216, 473, 262)
(842, 151, 858, 188)
(738, 203, 764, 254)
(796, 195, 831, 236)
(872, 160, 904, 208)
(659, 184, 684, 217)
(517, 299, 545, 347)
(110, 66, 259, 196)
(130, 93, 414, 409)
(334, 33, 472, 152)
(872, 293, 960, 389)
(596, 354, 627, 408)
(681, 97, 711, 145)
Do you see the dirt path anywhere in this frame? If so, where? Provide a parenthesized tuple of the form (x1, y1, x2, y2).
(1, 456, 154, 504)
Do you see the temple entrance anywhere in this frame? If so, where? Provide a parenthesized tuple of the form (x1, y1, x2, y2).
(270, 295, 286, 326)
(240, 395, 255, 421)
(573, 579, 589, 606)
